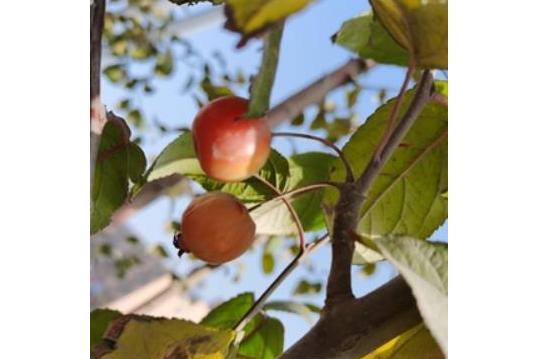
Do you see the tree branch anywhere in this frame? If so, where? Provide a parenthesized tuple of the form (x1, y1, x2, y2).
(279, 276, 421, 359)
(272, 132, 355, 182)
(265, 58, 375, 128)
(91, 0, 105, 101)
(95, 61, 374, 217)
(234, 234, 329, 332)
(110, 174, 185, 226)
(278, 70, 435, 359)
(90, 0, 107, 193)
(325, 70, 434, 306)
(247, 22, 284, 118)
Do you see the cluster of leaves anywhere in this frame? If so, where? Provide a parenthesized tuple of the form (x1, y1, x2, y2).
(91, 293, 319, 358)
(92, 0, 448, 357)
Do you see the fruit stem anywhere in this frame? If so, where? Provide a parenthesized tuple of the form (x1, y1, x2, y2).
(233, 233, 330, 332)
(247, 182, 340, 213)
(272, 132, 355, 182)
(253, 175, 306, 249)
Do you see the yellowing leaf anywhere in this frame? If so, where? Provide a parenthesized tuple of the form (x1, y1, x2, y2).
(375, 237, 448, 355)
(362, 324, 444, 358)
(225, 0, 312, 45)
(94, 315, 235, 358)
(370, 0, 447, 69)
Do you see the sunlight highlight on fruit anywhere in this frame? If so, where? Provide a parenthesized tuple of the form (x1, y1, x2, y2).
(192, 96, 272, 182)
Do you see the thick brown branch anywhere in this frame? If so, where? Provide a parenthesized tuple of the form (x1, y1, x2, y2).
(325, 70, 434, 306)
(265, 59, 375, 128)
(279, 276, 421, 359)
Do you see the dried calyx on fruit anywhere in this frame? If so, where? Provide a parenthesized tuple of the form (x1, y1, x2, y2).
(192, 96, 272, 182)
(174, 192, 256, 264)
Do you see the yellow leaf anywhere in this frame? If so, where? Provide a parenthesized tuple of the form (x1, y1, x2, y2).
(225, 0, 312, 39)
(361, 324, 444, 359)
(94, 315, 235, 359)
(371, 0, 447, 69)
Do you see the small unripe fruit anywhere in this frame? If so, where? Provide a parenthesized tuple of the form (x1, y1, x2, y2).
(179, 192, 256, 264)
(192, 96, 272, 182)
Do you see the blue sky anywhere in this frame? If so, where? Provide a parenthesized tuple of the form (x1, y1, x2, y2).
(102, 0, 448, 349)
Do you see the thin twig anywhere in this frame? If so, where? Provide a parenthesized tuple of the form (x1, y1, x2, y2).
(265, 58, 375, 128)
(253, 175, 305, 249)
(273, 132, 355, 182)
(373, 62, 415, 161)
(248, 182, 340, 213)
(325, 70, 434, 305)
(90, 0, 105, 101)
(233, 233, 329, 332)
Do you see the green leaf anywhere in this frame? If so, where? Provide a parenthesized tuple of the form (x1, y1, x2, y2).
(90, 309, 121, 349)
(333, 12, 408, 66)
(370, 0, 448, 69)
(91, 120, 130, 234)
(151, 244, 169, 258)
(375, 236, 448, 355)
(346, 86, 361, 109)
(116, 99, 130, 110)
(194, 149, 291, 203)
(92, 314, 235, 358)
(225, 0, 313, 45)
(291, 112, 304, 126)
(200, 76, 234, 101)
(263, 301, 319, 324)
(238, 316, 284, 359)
(201, 293, 254, 330)
(325, 83, 448, 245)
(130, 44, 155, 60)
(145, 132, 287, 202)
(125, 236, 139, 245)
(361, 263, 376, 276)
(103, 64, 126, 83)
(262, 252, 275, 274)
(287, 152, 337, 231)
(146, 133, 336, 235)
(250, 152, 337, 235)
(292, 279, 322, 295)
(362, 323, 444, 359)
(110, 37, 128, 57)
(127, 143, 146, 184)
(126, 109, 143, 128)
(154, 49, 173, 76)
(145, 132, 203, 182)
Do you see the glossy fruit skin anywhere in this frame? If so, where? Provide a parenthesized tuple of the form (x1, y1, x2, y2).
(192, 96, 271, 182)
(180, 192, 256, 264)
